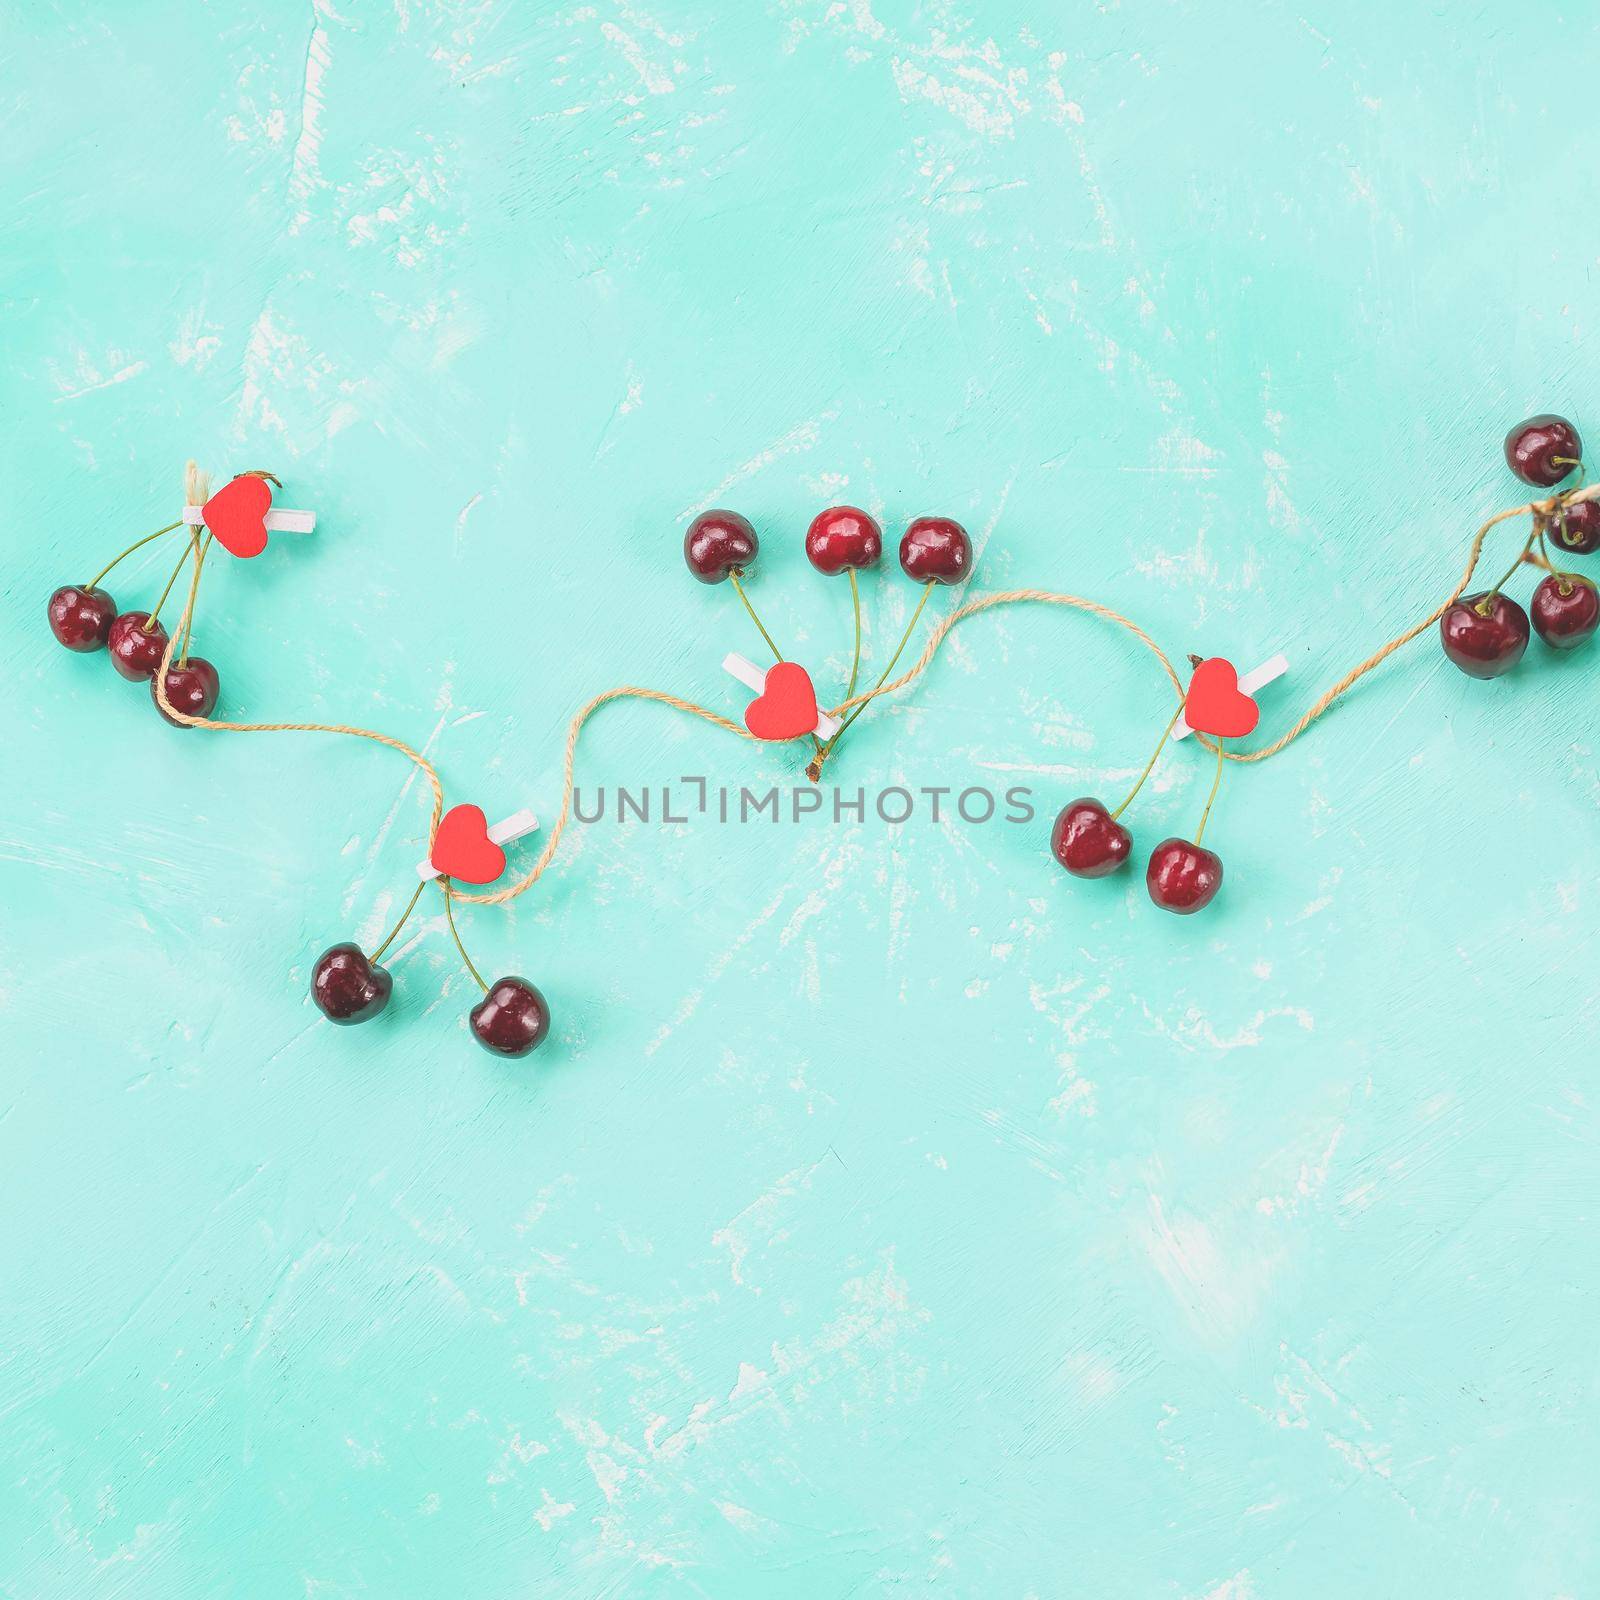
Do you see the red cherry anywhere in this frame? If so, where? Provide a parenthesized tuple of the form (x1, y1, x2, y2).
(1146, 839, 1223, 914)
(311, 943, 393, 1025)
(470, 977, 550, 1057)
(899, 516, 972, 585)
(1438, 591, 1530, 679)
(1505, 414, 1582, 488)
(48, 585, 118, 651)
(805, 505, 882, 575)
(1051, 798, 1132, 878)
(684, 510, 758, 584)
(1548, 499, 1600, 555)
(107, 612, 171, 681)
(152, 656, 221, 724)
(1530, 573, 1600, 650)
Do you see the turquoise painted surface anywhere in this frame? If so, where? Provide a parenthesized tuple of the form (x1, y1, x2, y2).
(4, 1, 1600, 1593)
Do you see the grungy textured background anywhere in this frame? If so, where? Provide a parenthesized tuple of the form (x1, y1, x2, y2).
(4, 1, 1599, 1595)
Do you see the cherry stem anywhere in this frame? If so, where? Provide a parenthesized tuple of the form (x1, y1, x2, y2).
(85, 520, 183, 591)
(1536, 524, 1577, 595)
(1477, 526, 1536, 613)
(1111, 703, 1184, 820)
(178, 532, 214, 663)
(1194, 737, 1225, 847)
(727, 571, 784, 663)
(844, 566, 863, 702)
(145, 528, 202, 632)
(369, 879, 425, 963)
(728, 568, 823, 757)
(1548, 496, 1595, 562)
(806, 583, 935, 781)
(829, 582, 933, 744)
(440, 879, 489, 992)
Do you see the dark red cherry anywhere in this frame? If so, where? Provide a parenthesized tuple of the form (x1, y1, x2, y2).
(1051, 798, 1132, 878)
(48, 585, 118, 651)
(1146, 839, 1223, 914)
(1438, 591, 1530, 679)
(152, 656, 220, 724)
(107, 612, 171, 681)
(470, 977, 550, 1058)
(899, 516, 972, 585)
(806, 505, 882, 575)
(1530, 574, 1599, 650)
(311, 942, 393, 1025)
(1505, 415, 1582, 488)
(684, 510, 758, 584)
(1548, 499, 1600, 555)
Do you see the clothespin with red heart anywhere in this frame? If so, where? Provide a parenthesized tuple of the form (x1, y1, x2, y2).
(724, 653, 842, 741)
(1173, 653, 1288, 741)
(183, 472, 317, 560)
(417, 805, 539, 884)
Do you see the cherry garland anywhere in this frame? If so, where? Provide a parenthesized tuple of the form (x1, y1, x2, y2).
(47, 415, 1600, 1057)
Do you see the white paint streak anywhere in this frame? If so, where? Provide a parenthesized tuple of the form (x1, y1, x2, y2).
(50, 359, 147, 403)
(600, 23, 677, 95)
(287, 1, 336, 231)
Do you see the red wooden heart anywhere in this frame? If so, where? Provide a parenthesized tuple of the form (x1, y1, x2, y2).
(744, 662, 821, 741)
(1184, 657, 1260, 738)
(430, 804, 507, 885)
(202, 474, 272, 559)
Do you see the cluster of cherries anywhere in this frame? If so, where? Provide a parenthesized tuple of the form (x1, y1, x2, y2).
(309, 935, 549, 1058)
(1440, 414, 1600, 676)
(47, 523, 223, 722)
(684, 504, 973, 587)
(1050, 724, 1226, 916)
(686, 503, 973, 780)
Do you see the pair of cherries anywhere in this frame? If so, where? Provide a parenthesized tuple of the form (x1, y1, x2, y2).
(1439, 415, 1599, 678)
(310, 941, 550, 1057)
(48, 559, 221, 724)
(804, 506, 972, 586)
(684, 506, 973, 586)
(1052, 798, 1222, 915)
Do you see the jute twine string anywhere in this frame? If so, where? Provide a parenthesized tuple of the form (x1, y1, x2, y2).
(452, 688, 756, 906)
(1221, 485, 1593, 762)
(149, 468, 1598, 911)
(824, 487, 1596, 767)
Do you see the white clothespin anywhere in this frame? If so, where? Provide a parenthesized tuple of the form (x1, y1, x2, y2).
(182, 504, 316, 534)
